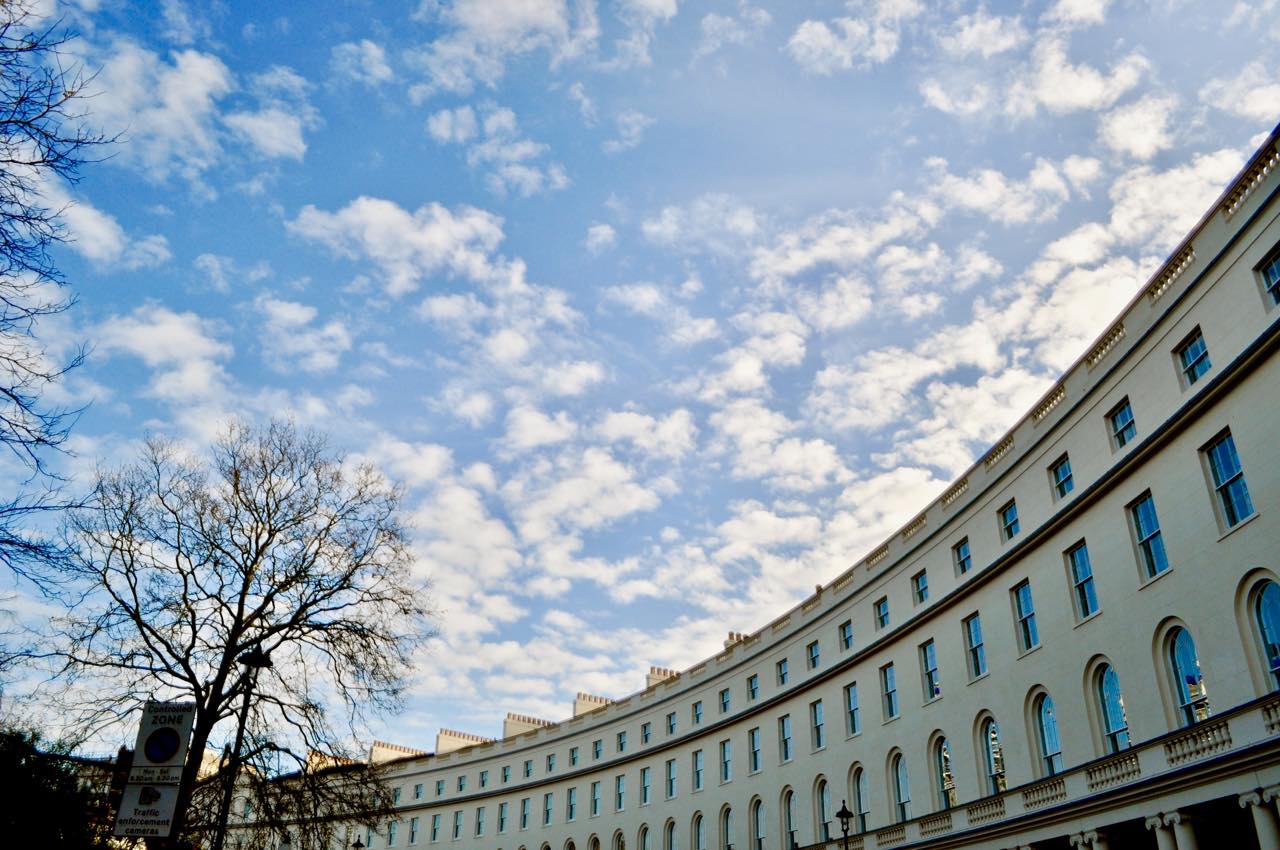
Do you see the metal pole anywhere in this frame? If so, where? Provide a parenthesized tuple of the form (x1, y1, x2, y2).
(212, 649, 271, 850)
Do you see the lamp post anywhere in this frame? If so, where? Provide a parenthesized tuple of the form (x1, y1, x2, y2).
(211, 646, 273, 850)
(834, 801, 853, 850)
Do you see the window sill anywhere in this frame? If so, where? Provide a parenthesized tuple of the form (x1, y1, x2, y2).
(1217, 510, 1261, 542)
(1139, 566, 1173, 590)
(921, 695, 942, 707)
(845, 730, 862, 741)
(1017, 643, 1043, 661)
(812, 745, 827, 754)
(1072, 610, 1103, 630)
(966, 671, 990, 687)
(882, 715, 901, 726)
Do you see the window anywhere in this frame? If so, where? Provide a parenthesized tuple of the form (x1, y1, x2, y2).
(1067, 542, 1099, 619)
(776, 658, 789, 685)
(479, 770, 488, 788)
(748, 727, 761, 772)
(641, 827, 651, 850)
(435, 780, 445, 797)
(498, 802, 508, 833)
(783, 791, 797, 848)
(1177, 328, 1211, 385)
(807, 640, 820, 670)
(1255, 581, 1280, 689)
(501, 767, 510, 785)
(641, 767, 652, 804)
(852, 769, 869, 833)
(1205, 432, 1255, 528)
(920, 640, 941, 700)
(720, 808, 734, 850)
(1130, 492, 1169, 578)
(617, 731, 628, 752)
(907, 573, 926, 607)
(779, 714, 793, 761)
(844, 683, 861, 735)
(1169, 627, 1211, 725)
(410, 816, 419, 845)
(981, 718, 1006, 795)
(934, 738, 957, 810)
(719, 739, 731, 782)
(691, 702, 703, 725)
(615, 775, 626, 811)
(543, 793, 553, 826)
(1050, 455, 1074, 499)
(570, 746, 580, 766)
(747, 674, 759, 700)
(413, 783, 423, 800)
(666, 821, 678, 850)
(881, 663, 899, 719)
(892, 754, 911, 823)
(666, 758, 677, 798)
(394, 786, 402, 804)
(430, 814, 441, 842)
(719, 688, 731, 714)
(519, 799, 530, 830)
(523, 759, 533, 779)
(1109, 398, 1137, 448)
(1035, 694, 1063, 776)
(816, 779, 832, 842)
(751, 801, 765, 850)
(874, 597, 890, 629)
(964, 614, 986, 678)
(839, 620, 853, 650)
(1097, 664, 1130, 752)
(457, 775, 467, 792)
(592, 739, 603, 760)
(999, 500, 1020, 541)
(694, 815, 706, 850)
(810, 699, 825, 749)
(389, 821, 398, 846)
(1263, 252, 1280, 304)
(476, 807, 486, 837)
(692, 750, 704, 790)
(953, 538, 972, 575)
(641, 723, 652, 745)
(1012, 580, 1039, 652)
(546, 754, 556, 773)
(590, 782, 601, 817)
(666, 713, 677, 735)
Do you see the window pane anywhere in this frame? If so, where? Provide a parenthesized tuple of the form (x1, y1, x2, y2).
(1207, 434, 1255, 526)
(1257, 582, 1280, 689)
(1037, 695, 1063, 775)
(1098, 665, 1130, 752)
(1170, 628, 1211, 725)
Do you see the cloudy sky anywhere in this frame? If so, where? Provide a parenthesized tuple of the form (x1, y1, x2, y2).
(11, 0, 1280, 748)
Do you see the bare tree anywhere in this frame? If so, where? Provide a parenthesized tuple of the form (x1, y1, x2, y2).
(0, 1, 107, 575)
(50, 420, 433, 848)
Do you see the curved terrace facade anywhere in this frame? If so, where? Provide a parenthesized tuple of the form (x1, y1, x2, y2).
(329, 128, 1280, 850)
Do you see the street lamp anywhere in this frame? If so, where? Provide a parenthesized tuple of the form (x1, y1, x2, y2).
(212, 646, 274, 850)
(834, 801, 853, 850)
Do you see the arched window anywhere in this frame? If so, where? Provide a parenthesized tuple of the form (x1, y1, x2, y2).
(782, 791, 796, 849)
(751, 801, 765, 850)
(640, 827, 651, 850)
(1169, 627, 1210, 725)
(591, 837, 601, 850)
(980, 718, 1006, 795)
(693, 816, 705, 850)
(615, 833, 626, 850)
(934, 738, 956, 810)
(720, 807, 733, 850)
(852, 769, 869, 833)
(1255, 582, 1280, 689)
(1096, 664, 1130, 752)
(1035, 694, 1063, 776)
(816, 780, 831, 841)
(891, 754, 910, 823)
(665, 822, 677, 850)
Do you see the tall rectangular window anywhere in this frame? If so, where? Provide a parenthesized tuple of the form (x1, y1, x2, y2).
(431, 779, 442, 797)
(964, 614, 986, 678)
(776, 658, 789, 685)
(1050, 455, 1074, 499)
(1109, 398, 1137, 448)
(546, 753, 555, 773)
(874, 597, 890, 629)
(500, 767, 510, 785)
(912, 570, 929, 604)
(666, 759, 677, 798)
(431, 814, 441, 842)
(566, 787, 577, 821)
(478, 770, 488, 788)
(389, 821, 398, 846)
(999, 500, 1020, 541)
(748, 727, 761, 772)
(410, 816, 419, 844)
(779, 714, 793, 761)
(569, 746, 579, 766)
(838, 620, 853, 650)
(666, 712, 677, 735)
(953, 538, 972, 575)
(1177, 328, 1212, 385)
(692, 701, 703, 725)
(641, 766, 652, 804)
(806, 640, 821, 669)
(592, 739, 603, 760)
(719, 688, 731, 713)
(414, 783, 423, 800)
(692, 750, 704, 790)
(590, 782, 601, 817)
(519, 799, 530, 830)
(1067, 542, 1099, 619)
(641, 723, 651, 745)
(1013, 580, 1039, 651)
(719, 739, 732, 782)
(1205, 432, 1255, 528)
(844, 682, 860, 735)
(810, 699, 825, 749)
(920, 640, 940, 700)
(498, 803, 508, 833)
(523, 759, 532, 778)
(747, 674, 759, 700)
(1130, 492, 1169, 578)
(543, 794, 552, 826)
(476, 807, 486, 836)
(1263, 253, 1280, 304)
(615, 775, 625, 812)
(457, 775, 466, 792)
(881, 663, 898, 719)
(617, 731, 627, 752)
(455, 809, 464, 839)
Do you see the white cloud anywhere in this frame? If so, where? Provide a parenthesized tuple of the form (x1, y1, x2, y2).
(602, 109, 654, 154)
(504, 405, 578, 451)
(429, 104, 569, 196)
(96, 305, 232, 404)
(332, 39, 394, 85)
(193, 253, 271, 294)
(224, 66, 319, 161)
(1044, 0, 1110, 27)
(1199, 62, 1280, 123)
(643, 193, 760, 255)
(584, 223, 617, 253)
(44, 183, 171, 270)
(603, 283, 721, 346)
(596, 409, 698, 460)
(426, 105, 480, 143)
(567, 82, 596, 123)
(1010, 37, 1147, 117)
(694, 4, 771, 60)
(541, 360, 606, 396)
(254, 295, 353, 373)
(1099, 95, 1178, 160)
(937, 10, 1027, 58)
(709, 397, 850, 492)
(786, 0, 923, 74)
(927, 157, 1071, 225)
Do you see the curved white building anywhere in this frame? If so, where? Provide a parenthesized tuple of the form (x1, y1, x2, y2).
(356, 127, 1280, 850)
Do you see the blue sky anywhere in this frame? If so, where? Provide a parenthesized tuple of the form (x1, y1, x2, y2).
(10, 0, 1280, 749)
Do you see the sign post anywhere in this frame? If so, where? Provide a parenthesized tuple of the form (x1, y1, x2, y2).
(113, 701, 196, 839)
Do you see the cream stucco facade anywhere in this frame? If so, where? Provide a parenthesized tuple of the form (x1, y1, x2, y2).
(341, 127, 1280, 850)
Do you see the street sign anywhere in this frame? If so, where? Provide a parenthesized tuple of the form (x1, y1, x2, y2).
(127, 701, 196, 785)
(114, 783, 182, 837)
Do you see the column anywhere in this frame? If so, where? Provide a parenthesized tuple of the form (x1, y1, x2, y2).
(1240, 792, 1280, 848)
(1068, 832, 1108, 850)
(1145, 815, 1176, 850)
(1161, 812, 1198, 850)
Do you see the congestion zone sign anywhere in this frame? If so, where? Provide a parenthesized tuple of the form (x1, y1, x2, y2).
(114, 701, 196, 838)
